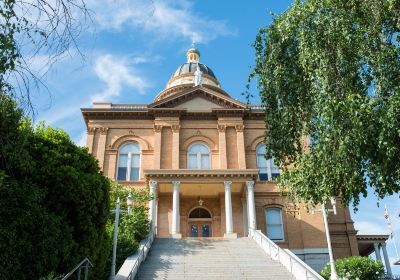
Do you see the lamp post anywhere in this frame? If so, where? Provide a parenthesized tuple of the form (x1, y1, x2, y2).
(127, 193, 133, 215)
(314, 197, 338, 280)
(109, 193, 133, 280)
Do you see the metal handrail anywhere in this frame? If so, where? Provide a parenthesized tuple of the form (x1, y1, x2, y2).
(61, 258, 93, 280)
(126, 226, 156, 280)
(250, 229, 324, 280)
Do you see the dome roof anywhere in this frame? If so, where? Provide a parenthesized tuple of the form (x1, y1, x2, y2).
(164, 48, 220, 90)
(171, 62, 216, 80)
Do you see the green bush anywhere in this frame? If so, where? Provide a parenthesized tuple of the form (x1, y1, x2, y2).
(0, 95, 111, 280)
(321, 256, 384, 280)
(104, 184, 150, 276)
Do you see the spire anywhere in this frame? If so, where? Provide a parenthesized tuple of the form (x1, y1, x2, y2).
(187, 47, 200, 63)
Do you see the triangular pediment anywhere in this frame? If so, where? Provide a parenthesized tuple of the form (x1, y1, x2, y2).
(149, 86, 246, 111)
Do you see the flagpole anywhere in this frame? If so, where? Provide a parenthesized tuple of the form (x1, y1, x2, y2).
(385, 204, 400, 258)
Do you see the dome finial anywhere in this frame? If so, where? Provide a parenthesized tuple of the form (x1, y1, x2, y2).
(187, 47, 200, 63)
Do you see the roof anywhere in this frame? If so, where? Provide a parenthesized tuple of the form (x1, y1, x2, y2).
(172, 62, 216, 80)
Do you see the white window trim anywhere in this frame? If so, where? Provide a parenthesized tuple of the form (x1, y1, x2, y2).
(116, 144, 141, 181)
(265, 207, 285, 242)
(187, 143, 211, 169)
(256, 144, 281, 181)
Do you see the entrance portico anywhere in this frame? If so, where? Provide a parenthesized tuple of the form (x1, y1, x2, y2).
(145, 169, 258, 238)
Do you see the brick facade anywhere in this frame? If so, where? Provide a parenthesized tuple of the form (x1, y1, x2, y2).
(81, 49, 359, 271)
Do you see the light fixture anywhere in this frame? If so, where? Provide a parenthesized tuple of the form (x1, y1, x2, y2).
(127, 192, 133, 215)
(330, 197, 337, 215)
(198, 197, 204, 206)
(127, 193, 133, 208)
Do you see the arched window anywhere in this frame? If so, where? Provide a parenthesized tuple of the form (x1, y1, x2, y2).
(187, 143, 211, 169)
(117, 143, 140, 181)
(256, 144, 280, 181)
(265, 207, 284, 241)
(189, 208, 212, 219)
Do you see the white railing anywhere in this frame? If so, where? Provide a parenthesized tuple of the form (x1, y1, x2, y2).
(115, 227, 156, 280)
(111, 104, 148, 109)
(249, 229, 324, 280)
(246, 104, 266, 110)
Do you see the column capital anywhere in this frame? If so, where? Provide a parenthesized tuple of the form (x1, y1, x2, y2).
(99, 127, 108, 135)
(224, 181, 232, 189)
(149, 180, 158, 191)
(154, 125, 162, 133)
(381, 243, 387, 249)
(171, 125, 181, 133)
(246, 180, 255, 191)
(172, 181, 181, 189)
(87, 127, 96, 134)
(217, 124, 226, 132)
(235, 124, 244, 132)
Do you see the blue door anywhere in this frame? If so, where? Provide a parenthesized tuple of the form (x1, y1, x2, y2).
(202, 225, 210, 237)
(191, 225, 198, 237)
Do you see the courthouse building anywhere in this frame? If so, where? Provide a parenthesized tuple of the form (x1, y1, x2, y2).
(81, 48, 389, 272)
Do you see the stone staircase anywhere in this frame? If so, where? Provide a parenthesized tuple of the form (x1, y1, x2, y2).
(136, 238, 294, 280)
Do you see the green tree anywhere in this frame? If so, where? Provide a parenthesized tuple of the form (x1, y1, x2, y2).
(321, 256, 384, 280)
(0, 95, 111, 279)
(250, 0, 400, 208)
(105, 183, 150, 275)
(0, 0, 88, 111)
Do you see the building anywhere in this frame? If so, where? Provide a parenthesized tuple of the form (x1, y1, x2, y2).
(82, 48, 365, 272)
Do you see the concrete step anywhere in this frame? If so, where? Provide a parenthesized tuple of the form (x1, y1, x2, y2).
(136, 237, 294, 280)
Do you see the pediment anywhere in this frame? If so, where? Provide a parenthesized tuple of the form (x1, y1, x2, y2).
(149, 86, 246, 111)
(174, 96, 223, 112)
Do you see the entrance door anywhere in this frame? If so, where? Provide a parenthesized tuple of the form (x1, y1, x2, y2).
(201, 224, 211, 237)
(188, 207, 213, 238)
(189, 222, 211, 237)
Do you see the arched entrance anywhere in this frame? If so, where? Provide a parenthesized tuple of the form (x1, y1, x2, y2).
(187, 207, 213, 237)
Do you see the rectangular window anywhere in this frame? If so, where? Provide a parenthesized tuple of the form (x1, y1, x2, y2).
(201, 154, 210, 169)
(266, 208, 284, 241)
(129, 154, 140, 181)
(259, 167, 269, 181)
(188, 154, 197, 169)
(117, 154, 128, 181)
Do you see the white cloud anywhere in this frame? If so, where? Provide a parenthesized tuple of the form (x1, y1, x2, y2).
(86, 0, 236, 44)
(91, 54, 150, 102)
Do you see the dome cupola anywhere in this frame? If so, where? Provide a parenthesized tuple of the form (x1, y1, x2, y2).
(165, 48, 220, 89)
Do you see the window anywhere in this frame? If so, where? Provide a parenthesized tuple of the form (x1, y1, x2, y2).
(256, 144, 280, 181)
(265, 208, 284, 241)
(117, 143, 140, 181)
(187, 143, 210, 169)
(189, 208, 212, 219)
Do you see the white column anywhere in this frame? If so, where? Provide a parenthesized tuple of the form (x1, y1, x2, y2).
(374, 243, 382, 261)
(148, 180, 158, 229)
(246, 180, 257, 232)
(224, 181, 237, 238)
(381, 243, 393, 277)
(171, 181, 182, 238)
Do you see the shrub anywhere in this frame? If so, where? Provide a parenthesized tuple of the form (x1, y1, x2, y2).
(321, 256, 384, 280)
(0, 95, 110, 280)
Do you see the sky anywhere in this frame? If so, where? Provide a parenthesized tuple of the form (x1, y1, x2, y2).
(29, 0, 400, 274)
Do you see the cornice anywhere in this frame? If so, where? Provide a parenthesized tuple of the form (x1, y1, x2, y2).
(144, 169, 259, 182)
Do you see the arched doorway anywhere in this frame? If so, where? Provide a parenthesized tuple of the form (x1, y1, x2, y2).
(188, 207, 213, 238)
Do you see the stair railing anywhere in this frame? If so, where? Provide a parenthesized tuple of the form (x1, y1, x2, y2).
(115, 226, 156, 280)
(61, 258, 93, 280)
(249, 229, 324, 280)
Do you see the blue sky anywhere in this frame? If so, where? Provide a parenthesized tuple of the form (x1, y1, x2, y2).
(31, 0, 400, 273)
